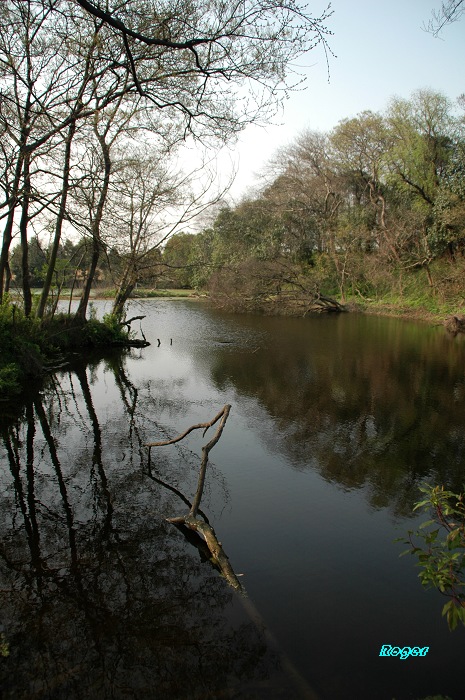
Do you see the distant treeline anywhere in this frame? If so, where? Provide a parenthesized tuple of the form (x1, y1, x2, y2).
(179, 89, 465, 313)
(5, 87, 465, 317)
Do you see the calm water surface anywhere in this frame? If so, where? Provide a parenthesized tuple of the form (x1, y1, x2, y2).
(1, 300, 465, 699)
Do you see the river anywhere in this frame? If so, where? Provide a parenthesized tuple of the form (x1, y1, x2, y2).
(1, 299, 465, 699)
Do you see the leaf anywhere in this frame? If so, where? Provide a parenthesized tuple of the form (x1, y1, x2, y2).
(413, 499, 431, 511)
(425, 529, 439, 544)
(446, 529, 464, 548)
(449, 608, 459, 631)
(442, 601, 453, 617)
(419, 519, 435, 529)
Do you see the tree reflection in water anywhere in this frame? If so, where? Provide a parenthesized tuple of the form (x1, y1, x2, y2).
(0, 356, 306, 700)
(209, 315, 465, 517)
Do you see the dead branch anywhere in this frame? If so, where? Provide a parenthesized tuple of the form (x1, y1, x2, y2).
(119, 314, 146, 329)
(114, 314, 150, 346)
(167, 514, 243, 592)
(145, 405, 230, 449)
(146, 405, 243, 592)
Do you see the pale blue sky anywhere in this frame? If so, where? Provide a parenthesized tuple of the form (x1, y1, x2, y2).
(226, 0, 465, 199)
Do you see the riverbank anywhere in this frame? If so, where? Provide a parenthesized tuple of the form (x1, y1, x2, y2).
(2, 290, 463, 404)
(0, 309, 137, 400)
(344, 299, 448, 326)
(344, 296, 465, 329)
(21, 286, 463, 326)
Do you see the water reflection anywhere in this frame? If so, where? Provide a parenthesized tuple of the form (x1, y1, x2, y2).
(3, 302, 465, 700)
(0, 355, 304, 699)
(208, 313, 465, 515)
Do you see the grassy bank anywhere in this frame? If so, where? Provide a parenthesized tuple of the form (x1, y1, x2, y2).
(134, 286, 464, 327)
(129, 288, 199, 299)
(343, 293, 465, 327)
(39, 287, 200, 300)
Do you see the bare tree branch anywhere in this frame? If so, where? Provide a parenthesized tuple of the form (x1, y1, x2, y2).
(75, 0, 215, 51)
(423, 0, 465, 36)
(146, 405, 243, 592)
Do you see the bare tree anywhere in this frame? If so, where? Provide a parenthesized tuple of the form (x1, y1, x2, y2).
(71, 0, 334, 140)
(264, 129, 343, 258)
(424, 1, 465, 36)
(71, 93, 133, 321)
(0, 0, 134, 309)
(106, 149, 232, 317)
(1, 0, 334, 318)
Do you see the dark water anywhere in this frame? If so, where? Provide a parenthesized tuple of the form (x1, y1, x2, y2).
(1, 300, 465, 700)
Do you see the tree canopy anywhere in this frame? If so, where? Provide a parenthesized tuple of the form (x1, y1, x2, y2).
(0, 0, 333, 319)
(192, 89, 465, 312)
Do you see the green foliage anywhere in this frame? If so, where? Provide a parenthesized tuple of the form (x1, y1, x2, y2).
(430, 141, 465, 256)
(0, 300, 130, 400)
(161, 233, 198, 288)
(401, 484, 465, 631)
(132, 288, 195, 298)
(0, 363, 21, 395)
(9, 237, 95, 291)
(41, 312, 129, 350)
(186, 88, 464, 313)
(0, 298, 44, 395)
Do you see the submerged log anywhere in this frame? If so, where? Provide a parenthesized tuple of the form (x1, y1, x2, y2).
(444, 315, 465, 335)
(167, 514, 243, 592)
(111, 338, 150, 347)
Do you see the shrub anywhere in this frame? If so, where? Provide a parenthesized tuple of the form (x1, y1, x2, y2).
(0, 302, 130, 401)
(401, 484, 465, 630)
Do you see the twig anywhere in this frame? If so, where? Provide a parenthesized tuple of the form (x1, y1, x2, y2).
(145, 405, 230, 448)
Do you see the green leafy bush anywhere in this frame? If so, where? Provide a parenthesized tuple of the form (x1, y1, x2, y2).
(401, 484, 465, 630)
(0, 301, 130, 401)
(0, 363, 21, 395)
(0, 299, 44, 395)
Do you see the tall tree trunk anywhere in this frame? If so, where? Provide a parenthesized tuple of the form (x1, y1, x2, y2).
(75, 136, 111, 322)
(19, 153, 32, 316)
(112, 256, 137, 318)
(112, 282, 135, 319)
(76, 236, 101, 321)
(37, 120, 76, 319)
(4, 262, 12, 295)
(0, 154, 24, 302)
(67, 250, 86, 316)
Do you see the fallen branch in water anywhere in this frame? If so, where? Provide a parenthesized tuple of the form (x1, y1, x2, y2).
(145, 405, 243, 592)
(119, 314, 146, 329)
(115, 315, 150, 346)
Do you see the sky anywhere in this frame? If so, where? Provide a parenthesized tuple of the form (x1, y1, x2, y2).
(220, 0, 465, 201)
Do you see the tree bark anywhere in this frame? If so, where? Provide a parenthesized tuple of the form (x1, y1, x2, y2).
(37, 120, 76, 319)
(75, 130, 111, 321)
(19, 153, 32, 317)
(0, 154, 23, 302)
